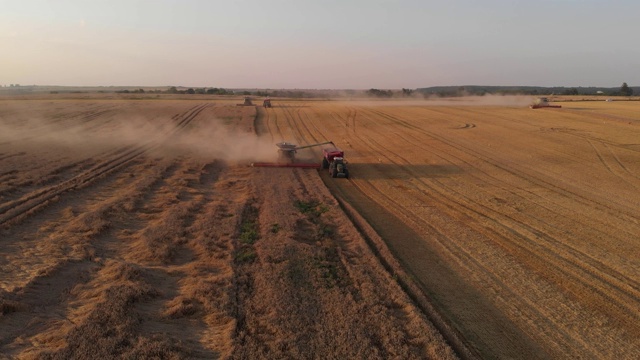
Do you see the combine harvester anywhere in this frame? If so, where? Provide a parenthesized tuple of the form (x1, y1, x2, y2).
(252, 141, 349, 178)
(237, 97, 254, 106)
(530, 97, 562, 109)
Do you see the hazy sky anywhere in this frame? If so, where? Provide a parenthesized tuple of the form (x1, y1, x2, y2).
(2, 0, 639, 89)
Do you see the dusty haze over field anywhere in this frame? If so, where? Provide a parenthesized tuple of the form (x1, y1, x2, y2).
(0, 107, 277, 163)
(1, 0, 639, 89)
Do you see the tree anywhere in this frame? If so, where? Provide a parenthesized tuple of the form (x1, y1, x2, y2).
(186, 88, 195, 94)
(620, 82, 633, 96)
(367, 88, 393, 97)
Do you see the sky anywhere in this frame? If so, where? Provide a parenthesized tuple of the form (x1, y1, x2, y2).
(1, 0, 639, 89)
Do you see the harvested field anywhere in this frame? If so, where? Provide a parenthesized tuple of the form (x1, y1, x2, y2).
(263, 98, 639, 359)
(0, 98, 457, 359)
(1, 95, 639, 359)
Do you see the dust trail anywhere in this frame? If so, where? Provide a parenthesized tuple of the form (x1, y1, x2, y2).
(161, 122, 279, 163)
(0, 112, 277, 163)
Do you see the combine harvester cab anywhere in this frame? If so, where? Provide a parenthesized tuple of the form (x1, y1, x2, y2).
(276, 142, 299, 163)
(530, 97, 561, 109)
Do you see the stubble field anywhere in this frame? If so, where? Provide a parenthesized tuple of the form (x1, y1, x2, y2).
(1, 94, 639, 359)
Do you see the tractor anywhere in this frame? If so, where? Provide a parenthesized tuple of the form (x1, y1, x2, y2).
(263, 99, 272, 108)
(328, 157, 348, 178)
(322, 148, 348, 178)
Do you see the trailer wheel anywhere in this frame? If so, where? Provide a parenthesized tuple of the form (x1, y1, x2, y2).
(322, 158, 329, 169)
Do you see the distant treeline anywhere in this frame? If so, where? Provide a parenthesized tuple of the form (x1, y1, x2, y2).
(3, 85, 637, 98)
(116, 87, 328, 98)
(417, 85, 638, 97)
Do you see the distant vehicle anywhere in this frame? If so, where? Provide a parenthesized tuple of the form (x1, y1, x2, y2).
(263, 98, 272, 108)
(530, 97, 561, 109)
(237, 97, 253, 106)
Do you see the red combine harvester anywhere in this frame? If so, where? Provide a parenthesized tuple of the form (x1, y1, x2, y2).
(530, 97, 561, 109)
(252, 141, 349, 178)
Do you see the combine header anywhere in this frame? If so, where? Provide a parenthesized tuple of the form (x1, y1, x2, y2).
(530, 97, 561, 109)
(252, 141, 349, 178)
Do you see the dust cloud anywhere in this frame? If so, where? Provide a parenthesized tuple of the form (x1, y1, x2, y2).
(0, 112, 277, 163)
(166, 121, 278, 163)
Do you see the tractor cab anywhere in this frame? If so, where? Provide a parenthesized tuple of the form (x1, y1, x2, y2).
(329, 157, 349, 178)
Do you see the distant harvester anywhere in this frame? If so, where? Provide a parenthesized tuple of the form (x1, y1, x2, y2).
(530, 97, 561, 109)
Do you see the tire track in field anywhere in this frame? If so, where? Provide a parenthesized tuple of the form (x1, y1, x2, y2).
(328, 117, 604, 357)
(316, 120, 552, 354)
(271, 105, 284, 140)
(0, 105, 116, 146)
(302, 104, 633, 358)
(604, 142, 639, 179)
(0, 152, 26, 162)
(252, 109, 462, 359)
(393, 121, 640, 255)
(365, 107, 640, 242)
(273, 104, 482, 359)
(335, 156, 574, 358)
(0, 103, 210, 227)
(354, 107, 639, 355)
(0, 157, 114, 204)
(464, 106, 640, 155)
(368, 107, 640, 221)
(364, 107, 640, 288)
(280, 104, 308, 143)
(588, 139, 640, 187)
(255, 106, 274, 142)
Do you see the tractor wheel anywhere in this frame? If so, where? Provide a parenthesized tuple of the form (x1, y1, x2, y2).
(322, 158, 329, 169)
(344, 169, 349, 179)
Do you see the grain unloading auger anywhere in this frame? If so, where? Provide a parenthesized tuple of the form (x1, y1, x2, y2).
(251, 141, 349, 178)
(277, 141, 335, 160)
